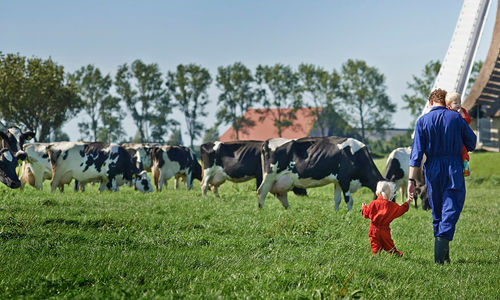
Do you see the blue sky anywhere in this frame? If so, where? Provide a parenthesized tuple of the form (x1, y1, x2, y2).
(1, 0, 497, 143)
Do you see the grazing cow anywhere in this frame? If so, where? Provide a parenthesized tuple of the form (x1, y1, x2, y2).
(257, 137, 384, 211)
(200, 141, 264, 196)
(384, 147, 429, 210)
(200, 139, 307, 197)
(20, 143, 53, 190)
(0, 148, 22, 188)
(121, 143, 159, 172)
(0, 126, 35, 161)
(47, 142, 153, 193)
(150, 145, 202, 191)
(0, 126, 35, 188)
(75, 143, 157, 192)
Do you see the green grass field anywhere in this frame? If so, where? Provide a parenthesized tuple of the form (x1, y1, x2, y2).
(0, 152, 498, 299)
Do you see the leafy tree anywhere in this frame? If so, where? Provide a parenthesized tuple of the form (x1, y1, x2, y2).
(402, 60, 483, 121)
(166, 127, 183, 146)
(166, 64, 212, 149)
(369, 131, 412, 155)
(150, 103, 174, 143)
(216, 62, 262, 140)
(0, 53, 81, 141)
(97, 95, 126, 143)
(402, 60, 441, 119)
(316, 106, 359, 138)
(52, 128, 70, 142)
(297, 64, 340, 136)
(338, 59, 395, 143)
(202, 124, 219, 144)
(71, 64, 125, 142)
(115, 59, 175, 143)
(255, 64, 302, 137)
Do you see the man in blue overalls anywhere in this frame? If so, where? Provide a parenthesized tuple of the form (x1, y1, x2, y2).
(408, 89, 476, 264)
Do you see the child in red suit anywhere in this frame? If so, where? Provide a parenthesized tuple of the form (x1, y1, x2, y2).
(446, 92, 472, 176)
(362, 181, 411, 256)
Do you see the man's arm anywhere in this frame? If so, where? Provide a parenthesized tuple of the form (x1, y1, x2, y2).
(409, 119, 425, 168)
(407, 167, 420, 201)
(408, 118, 426, 202)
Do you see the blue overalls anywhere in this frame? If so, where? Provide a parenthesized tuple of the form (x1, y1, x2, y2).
(410, 106, 476, 241)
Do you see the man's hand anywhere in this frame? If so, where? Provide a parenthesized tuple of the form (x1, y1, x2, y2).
(407, 179, 416, 202)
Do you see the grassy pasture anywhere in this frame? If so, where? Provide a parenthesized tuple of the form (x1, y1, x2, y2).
(0, 153, 498, 299)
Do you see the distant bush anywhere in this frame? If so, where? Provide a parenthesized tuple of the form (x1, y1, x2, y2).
(368, 131, 412, 155)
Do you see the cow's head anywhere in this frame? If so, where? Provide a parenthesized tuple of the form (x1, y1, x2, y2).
(199, 142, 216, 170)
(134, 171, 153, 193)
(0, 148, 21, 188)
(348, 146, 384, 195)
(124, 147, 141, 170)
(414, 166, 429, 210)
(0, 127, 35, 161)
(416, 184, 430, 210)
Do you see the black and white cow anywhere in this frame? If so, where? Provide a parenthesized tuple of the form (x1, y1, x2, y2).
(0, 126, 35, 161)
(257, 137, 384, 211)
(200, 141, 264, 196)
(122, 143, 159, 172)
(0, 147, 22, 188)
(20, 143, 53, 190)
(20, 142, 67, 191)
(200, 139, 307, 197)
(150, 145, 202, 191)
(0, 126, 35, 188)
(47, 142, 153, 193)
(384, 147, 429, 210)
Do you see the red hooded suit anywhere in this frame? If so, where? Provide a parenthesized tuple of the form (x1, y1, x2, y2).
(362, 196, 409, 255)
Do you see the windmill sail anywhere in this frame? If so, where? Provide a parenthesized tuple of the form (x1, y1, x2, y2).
(422, 0, 492, 115)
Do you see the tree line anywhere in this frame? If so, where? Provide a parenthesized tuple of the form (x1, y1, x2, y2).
(0, 52, 482, 151)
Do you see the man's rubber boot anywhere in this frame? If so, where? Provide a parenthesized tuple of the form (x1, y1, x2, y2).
(435, 237, 449, 264)
(444, 241, 451, 263)
(444, 246, 451, 264)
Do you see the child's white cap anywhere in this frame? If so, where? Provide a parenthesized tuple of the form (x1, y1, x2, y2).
(376, 181, 396, 201)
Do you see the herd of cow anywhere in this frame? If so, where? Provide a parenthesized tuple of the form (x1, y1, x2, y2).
(0, 126, 429, 211)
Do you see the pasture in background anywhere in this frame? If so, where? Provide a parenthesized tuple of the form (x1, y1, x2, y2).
(0, 152, 498, 298)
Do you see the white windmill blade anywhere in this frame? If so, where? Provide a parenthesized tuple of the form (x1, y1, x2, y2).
(421, 0, 492, 116)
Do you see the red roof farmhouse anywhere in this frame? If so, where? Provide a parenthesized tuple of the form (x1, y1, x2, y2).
(218, 108, 319, 142)
(218, 107, 412, 142)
